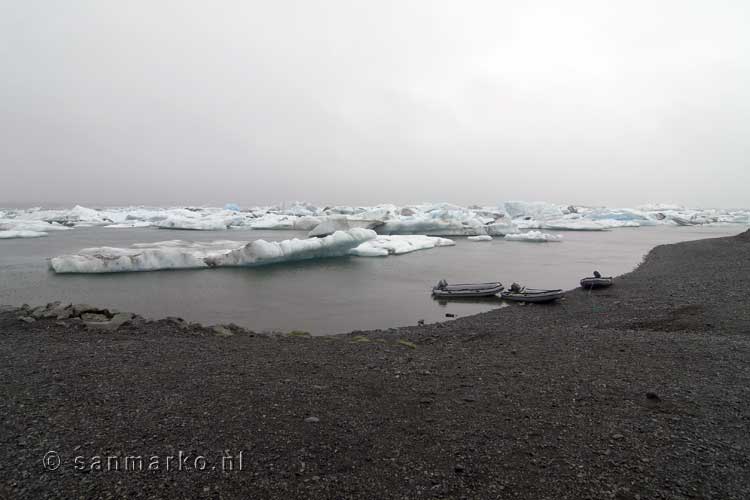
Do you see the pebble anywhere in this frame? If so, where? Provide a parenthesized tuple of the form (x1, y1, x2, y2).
(304, 416, 320, 423)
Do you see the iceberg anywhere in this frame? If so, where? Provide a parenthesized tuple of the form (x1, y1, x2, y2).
(502, 201, 565, 220)
(540, 219, 609, 231)
(0, 218, 70, 234)
(205, 229, 376, 267)
(467, 235, 493, 242)
(0, 230, 48, 239)
(249, 214, 296, 230)
(504, 231, 562, 242)
(156, 216, 229, 231)
(485, 220, 519, 236)
(6, 201, 749, 243)
(50, 230, 376, 273)
(349, 235, 455, 257)
(50, 240, 245, 273)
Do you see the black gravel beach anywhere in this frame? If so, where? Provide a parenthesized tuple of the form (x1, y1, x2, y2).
(2, 230, 749, 499)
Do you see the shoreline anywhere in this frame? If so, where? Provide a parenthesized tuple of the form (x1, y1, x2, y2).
(2, 230, 750, 498)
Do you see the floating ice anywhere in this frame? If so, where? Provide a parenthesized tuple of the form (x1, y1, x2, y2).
(377, 204, 495, 236)
(50, 240, 245, 273)
(0, 218, 70, 234)
(540, 219, 609, 231)
(504, 231, 562, 242)
(503, 201, 565, 220)
(50, 230, 376, 273)
(467, 235, 493, 242)
(0, 230, 48, 239)
(206, 229, 376, 267)
(350, 235, 455, 257)
(5, 201, 749, 242)
(156, 215, 229, 231)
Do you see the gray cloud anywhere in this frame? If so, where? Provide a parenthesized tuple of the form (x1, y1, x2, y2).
(1, 0, 748, 208)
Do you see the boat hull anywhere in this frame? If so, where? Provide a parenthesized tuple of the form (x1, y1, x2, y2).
(432, 282, 504, 298)
(580, 277, 613, 289)
(501, 289, 564, 303)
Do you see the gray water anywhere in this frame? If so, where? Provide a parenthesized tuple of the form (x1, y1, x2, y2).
(0, 225, 742, 334)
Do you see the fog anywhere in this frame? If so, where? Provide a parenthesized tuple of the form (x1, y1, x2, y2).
(1, 0, 748, 208)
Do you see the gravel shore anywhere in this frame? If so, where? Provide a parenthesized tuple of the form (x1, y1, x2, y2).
(2, 230, 749, 499)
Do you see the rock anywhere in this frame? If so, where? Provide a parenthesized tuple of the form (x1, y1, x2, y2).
(212, 325, 234, 337)
(81, 313, 109, 323)
(109, 312, 134, 327)
(30, 306, 48, 319)
(454, 464, 466, 473)
(417, 319, 425, 326)
(304, 416, 320, 423)
(445, 313, 456, 318)
(611, 433, 624, 440)
(56, 307, 74, 320)
(166, 317, 188, 329)
(45, 303, 71, 319)
(645, 392, 661, 407)
(71, 304, 108, 317)
(19, 316, 36, 324)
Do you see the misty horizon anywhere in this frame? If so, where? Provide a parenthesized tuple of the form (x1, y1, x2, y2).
(2, 1, 748, 209)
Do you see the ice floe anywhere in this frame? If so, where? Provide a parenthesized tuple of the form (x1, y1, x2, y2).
(50, 240, 245, 273)
(504, 231, 562, 242)
(4, 200, 749, 242)
(467, 235, 493, 242)
(50, 229, 376, 273)
(0, 230, 48, 239)
(204, 228, 375, 267)
(349, 235, 455, 257)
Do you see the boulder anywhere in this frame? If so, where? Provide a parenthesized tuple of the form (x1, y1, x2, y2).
(212, 325, 234, 337)
(71, 304, 109, 317)
(81, 312, 109, 323)
(44, 303, 71, 319)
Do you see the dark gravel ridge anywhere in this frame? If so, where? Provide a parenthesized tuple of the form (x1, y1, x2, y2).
(1, 230, 749, 499)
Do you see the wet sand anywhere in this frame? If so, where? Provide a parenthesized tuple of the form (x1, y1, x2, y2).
(1, 230, 749, 499)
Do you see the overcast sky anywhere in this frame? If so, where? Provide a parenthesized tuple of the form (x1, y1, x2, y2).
(1, 0, 748, 208)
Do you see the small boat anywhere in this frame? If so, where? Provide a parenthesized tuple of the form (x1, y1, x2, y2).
(580, 271, 613, 289)
(501, 287, 564, 303)
(431, 279, 504, 298)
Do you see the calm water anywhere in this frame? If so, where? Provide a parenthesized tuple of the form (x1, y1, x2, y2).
(0, 225, 742, 334)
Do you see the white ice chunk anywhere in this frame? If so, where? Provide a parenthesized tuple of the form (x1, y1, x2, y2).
(50, 240, 245, 273)
(156, 215, 228, 231)
(503, 201, 565, 220)
(50, 230, 375, 273)
(206, 229, 376, 267)
(485, 220, 519, 236)
(504, 231, 562, 242)
(249, 214, 296, 230)
(467, 235, 493, 241)
(0, 230, 48, 239)
(540, 220, 608, 231)
(350, 235, 455, 257)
